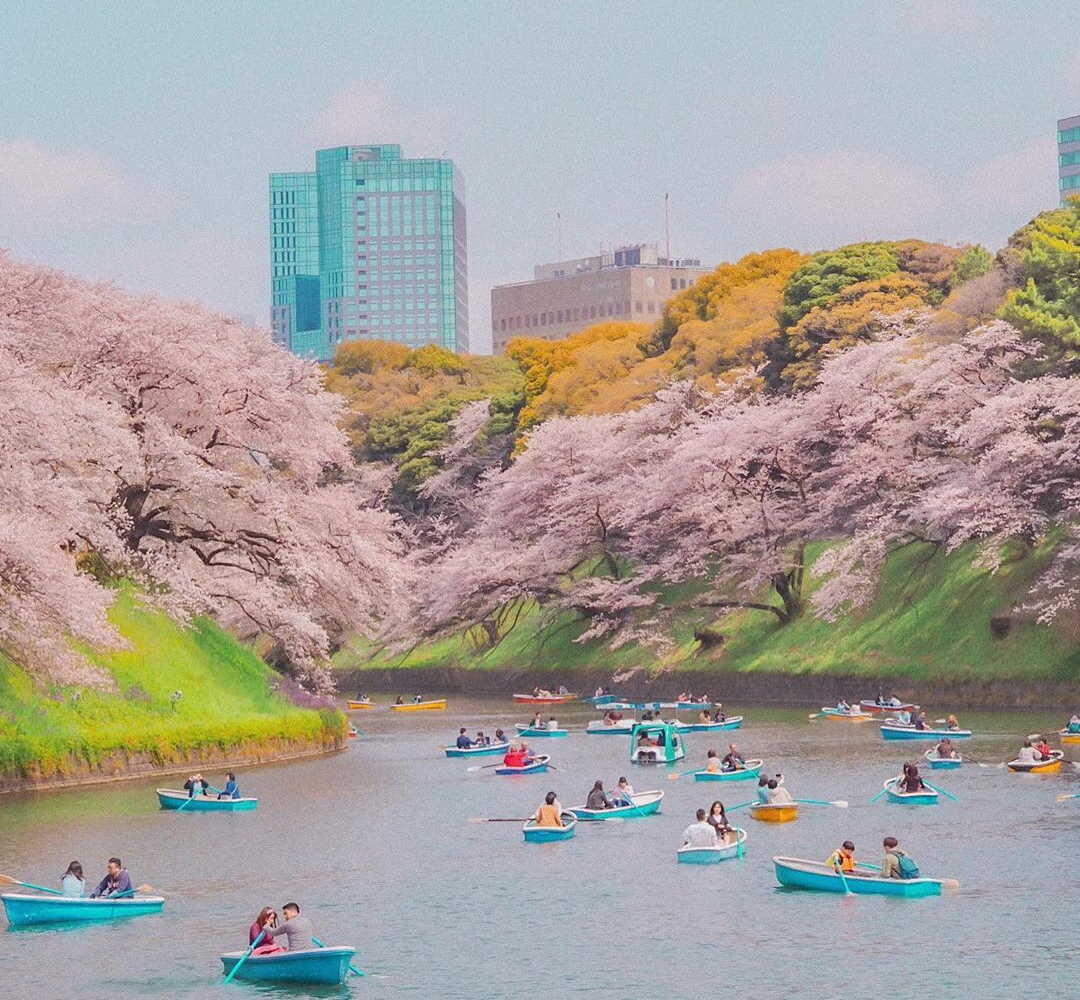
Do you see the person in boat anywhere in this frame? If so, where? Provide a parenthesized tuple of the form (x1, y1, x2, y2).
(945, 714, 960, 731)
(837, 698, 851, 712)
(703, 749, 722, 773)
(707, 800, 732, 843)
(60, 861, 84, 898)
(697, 708, 711, 724)
(503, 743, 533, 768)
(1014, 740, 1040, 764)
(533, 791, 565, 827)
(888, 696, 902, 708)
(899, 762, 927, 793)
(538, 687, 553, 698)
(595, 686, 604, 698)
(394, 695, 404, 705)
(636, 729, 658, 762)
(183, 773, 208, 798)
(881, 837, 919, 879)
(557, 684, 569, 695)
(475, 731, 490, 746)
(654, 727, 666, 747)
(721, 744, 745, 771)
(677, 691, 690, 703)
(269, 902, 314, 951)
(586, 780, 613, 810)
(935, 737, 957, 759)
(494, 728, 506, 744)
(756, 776, 771, 803)
(713, 704, 726, 723)
(412, 694, 423, 704)
(766, 778, 794, 805)
(613, 776, 634, 806)
(354, 692, 367, 703)
(827, 840, 857, 874)
(89, 857, 132, 899)
(895, 709, 912, 726)
(455, 728, 473, 749)
(249, 907, 286, 956)
(876, 691, 886, 707)
(1033, 736, 1054, 760)
(682, 808, 719, 848)
(547, 716, 558, 730)
(532, 687, 541, 697)
(1067, 713, 1080, 733)
(217, 772, 241, 799)
(601, 711, 616, 727)
(912, 708, 928, 730)
(530, 712, 543, 729)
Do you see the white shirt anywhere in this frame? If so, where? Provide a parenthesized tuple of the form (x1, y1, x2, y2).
(60, 874, 84, 898)
(1015, 745, 1038, 762)
(768, 786, 795, 804)
(683, 821, 719, 847)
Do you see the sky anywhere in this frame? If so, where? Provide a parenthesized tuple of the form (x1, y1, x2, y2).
(1, 1, 1077, 354)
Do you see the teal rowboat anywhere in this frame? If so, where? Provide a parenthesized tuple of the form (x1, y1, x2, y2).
(571, 790, 663, 820)
(693, 758, 762, 781)
(672, 716, 745, 733)
(443, 741, 509, 758)
(522, 813, 577, 842)
(923, 748, 963, 770)
(882, 777, 939, 805)
(773, 857, 944, 897)
(157, 788, 258, 811)
(2, 892, 165, 926)
(514, 724, 569, 738)
(677, 828, 747, 863)
(880, 723, 972, 741)
(220, 946, 356, 985)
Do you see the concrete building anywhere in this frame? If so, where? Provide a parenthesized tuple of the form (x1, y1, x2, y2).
(1059, 114, 1080, 204)
(490, 243, 711, 353)
(270, 144, 468, 361)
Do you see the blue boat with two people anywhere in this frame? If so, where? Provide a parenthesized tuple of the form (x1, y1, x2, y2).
(772, 857, 949, 897)
(2, 892, 165, 927)
(220, 946, 357, 985)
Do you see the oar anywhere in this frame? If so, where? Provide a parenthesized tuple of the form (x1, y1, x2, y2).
(1055, 792, 1080, 802)
(858, 861, 959, 890)
(834, 864, 854, 896)
(312, 936, 365, 977)
(111, 884, 156, 899)
(922, 780, 958, 802)
(467, 817, 531, 823)
(794, 798, 849, 808)
(868, 786, 889, 805)
(224, 927, 265, 984)
(667, 764, 704, 781)
(0, 874, 64, 896)
(725, 800, 756, 812)
(467, 761, 503, 772)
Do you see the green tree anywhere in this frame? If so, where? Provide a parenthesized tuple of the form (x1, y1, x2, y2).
(949, 245, 993, 289)
(778, 243, 900, 330)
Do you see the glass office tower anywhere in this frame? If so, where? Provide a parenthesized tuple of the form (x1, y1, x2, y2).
(1059, 114, 1080, 205)
(269, 145, 468, 360)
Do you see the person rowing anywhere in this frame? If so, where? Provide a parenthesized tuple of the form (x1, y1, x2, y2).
(1033, 736, 1054, 760)
(712, 704, 726, 723)
(502, 742, 534, 768)
(898, 762, 927, 792)
(218, 772, 241, 800)
(837, 698, 851, 712)
(249, 906, 285, 956)
(682, 808, 718, 847)
(585, 780, 613, 810)
(945, 714, 960, 731)
(707, 800, 733, 844)
(721, 744, 745, 772)
(530, 712, 543, 729)
(881, 836, 920, 879)
(766, 778, 793, 804)
(827, 840, 857, 873)
(912, 708, 928, 730)
(935, 737, 958, 759)
(455, 728, 473, 749)
(89, 857, 133, 898)
(268, 902, 315, 951)
(613, 776, 634, 806)
(533, 791, 565, 827)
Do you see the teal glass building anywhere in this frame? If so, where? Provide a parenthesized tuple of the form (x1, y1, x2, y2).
(270, 145, 468, 359)
(1058, 114, 1080, 205)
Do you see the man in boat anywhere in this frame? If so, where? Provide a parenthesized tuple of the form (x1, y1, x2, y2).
(455, 728, 473, 750)
(880, 837, 919, 879)
(530, 711, 543, 729)
(585, 780, 613, 810)
(756, 776, 771, 803)
(89, 857, 133, 898)
(826, 840, 857, 873)
(766, 778, 794, 804)
(217, 772, 241, 799)
(183, 773, 209, 798)
(912, 708, 928, 730)
(713, 704, 727, 723)
(269, 902, 314, 951)
(721, 744, 745, 771)
(533, 791, 565, 827)
(682, 808, 719, 847)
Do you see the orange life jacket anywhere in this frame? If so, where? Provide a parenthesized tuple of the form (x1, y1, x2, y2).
(535, 804, 562, 827)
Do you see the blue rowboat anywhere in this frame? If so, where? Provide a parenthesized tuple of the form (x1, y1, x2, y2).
(586, 719, 636, 735)
(571, 790, 663, 820)
(693, 758, 763, 782)
(522, 813, 577, 842)
(880, 723, 972, 741)
(514, 724, 568, 738)
(923, 749, 963, 770)
(2, 892, 165, 926)
(157, 788, 258, 811)
(494, 754, 550, 775)
(673, 716, 744, 733)
(584, 694, 619, 705)
(444, 741, 509, 758)
(773, 857, 943, 897)
(882, 777, 938, 805)
(677, 827, 746, 864)
(221, 946, 356, 985)
(643, 701, 713, 711)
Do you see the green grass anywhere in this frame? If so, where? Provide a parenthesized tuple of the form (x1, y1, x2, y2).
(0, 589, 344, 779)
(335, 540, 1080, 684)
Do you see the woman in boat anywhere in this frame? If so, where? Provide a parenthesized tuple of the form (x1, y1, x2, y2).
(586, 780, 613, 810)
(697, 708, 711, 724)
(756, 776, 771, 803)
(529, 711, 543, 729)
(707, 800, 732, 843)
(704, 749, 722, 773)
(837, 698, 851, 712)
(895, 709, 912, 726)
(183, 773, 208, 798)
(395, 695, 404, 705)
(534, 791, 564, 827)
(1067, 713, 1080, 733)
(766, 778, 794, 804)
(60, 861, 84, 898)
(613, 776, 634, 806)
(1034, 736, 1054, 760)
(899, 762, 927, 793)
(713, 704, 726, 723)
(249, 907, 285, 956)
(547, 716, 558, 731)
(945, 714, 960, 731)
(721, 744, 745, 771)
(936, 737, 957, 759)
(494, 728, 506, 744)
(595, 686, 604, 698)
(217, 772, 241, 800)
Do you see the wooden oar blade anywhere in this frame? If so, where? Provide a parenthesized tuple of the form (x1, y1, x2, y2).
(0, 874, 19, 885)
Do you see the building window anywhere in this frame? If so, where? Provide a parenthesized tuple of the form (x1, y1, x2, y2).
(635, 301, 643, 312)
(671, 278, 678, 290)
(500, 319, 507, 331)
(647, 301, 656, 313)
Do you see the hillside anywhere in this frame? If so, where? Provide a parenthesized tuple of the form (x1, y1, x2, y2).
(335, 540, 1080, 692)
(0, 589, 344, 785)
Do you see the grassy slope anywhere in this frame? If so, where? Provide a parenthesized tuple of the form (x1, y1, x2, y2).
(0, 590, 343, 777)
(335, 541, 1080, 684)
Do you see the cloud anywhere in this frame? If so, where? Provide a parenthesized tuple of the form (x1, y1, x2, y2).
(725, 151, 946, 250)
(0, 139, 165, 230)
(956, 136, 1057, 219)
(308, 83, 449, 158)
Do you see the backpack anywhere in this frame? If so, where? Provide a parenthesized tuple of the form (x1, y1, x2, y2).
(895, 851, 920, 879)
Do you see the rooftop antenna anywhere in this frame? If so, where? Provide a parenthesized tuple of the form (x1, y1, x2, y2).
(556, 210, 562, 260)
(664, 192, 671, 262)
